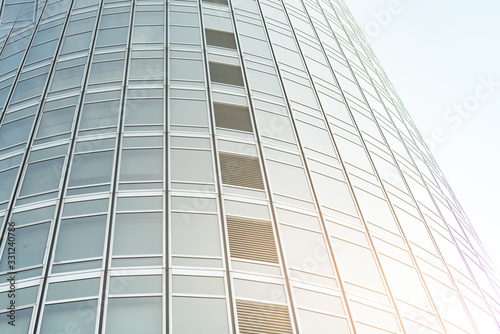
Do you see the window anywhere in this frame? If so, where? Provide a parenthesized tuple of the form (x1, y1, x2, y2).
(170, 99, 208, 126)
(112, 213, 162, 256)
(54, 215, 107, 262)
(68, 150, 114, 187)
(46, 278, 100, 301)
(173, 297, 229, 333)
(0, 223, 50, 271)
(171, 213, 221, 257)
(170, 59, 204, 81)
(40, 300, 97, 334)
(120, 149, 163, 182)
(124, 99, 163, 125)
(106, 297, 162, 334)
(209, 62, 244, 86)
(170, 149, 214, 183)
(19, 158, 64, 197)
(37, 106, 75, 138)
(0, 116, 34, 150)
(80, 100, 119, 130)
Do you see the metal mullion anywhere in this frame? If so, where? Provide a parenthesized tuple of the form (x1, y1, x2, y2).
(162, 1, 169, 332)
(197, 2, 237, 333)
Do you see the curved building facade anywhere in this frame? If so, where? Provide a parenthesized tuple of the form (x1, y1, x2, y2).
(0, 0, 499, 333)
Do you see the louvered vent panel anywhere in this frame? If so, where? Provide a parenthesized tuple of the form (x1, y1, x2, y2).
(209, 62, 244, 86)
(236, 300, 293, 334)
(219, 152, 264, 189)
(226, 216, 279, 264)
(214, 102, 253, 132)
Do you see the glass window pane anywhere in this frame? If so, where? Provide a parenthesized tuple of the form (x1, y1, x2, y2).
(51, 65, 85, 91)
(37, 106, 75, 138)
(0, 223, 50, 271)
(170, 58, 204, 81)
(0, 116, 34, 150)
(12, 206, 55, 226)
(89, 60, 125, 83)
(39, 300, 97, 334)
(63, 198, 109, 217)
(68, 150, 114, 186)
(105, 297, 162, 334)
(0, 286, 38, 307)
(172, 297, 229, 333)
(19, 157, 64, 196)
(170, 26, 200, 45)
(61, 31, 92, 53)
(80, 100, 119, 130)
(124, 98, 163, 125)
(172, 275, 225, 295)
(209, 62, 244, 86)
(132, 26, 164, 43)
(46, 278, 100, 301)
(205, 29, 236, 49)
(120, 149, 163, 182)
(96, 27, 129, 47)
(298, 309, 351, 334)
(0, 167, 18, 203)
(171, 213, 221, 256)
(54, 215, 107, 262)
(0, 308, 32, 334)
(170, 99, 208, 126)
(112, 213, 162, 256)
(170, 149, 213, 183)
(109, 275, 162, 295)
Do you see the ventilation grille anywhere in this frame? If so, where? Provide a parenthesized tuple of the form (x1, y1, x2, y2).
(203, 0, 228, 5)
(219, 152, 264, 189)
(236, 300, 293, 334)
(214, 102, 253, 132)
(209, 62, 244, 86)
(226, 216, 279, 264)
(206, 29, 237, 49)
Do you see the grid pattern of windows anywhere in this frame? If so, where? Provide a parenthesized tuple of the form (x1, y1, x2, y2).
(0, 0, 499, 333)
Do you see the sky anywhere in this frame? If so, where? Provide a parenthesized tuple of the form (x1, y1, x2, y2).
(344, 0, 500, 274)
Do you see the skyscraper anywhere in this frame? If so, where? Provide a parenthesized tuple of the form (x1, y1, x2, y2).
(0, 0, 499, 333)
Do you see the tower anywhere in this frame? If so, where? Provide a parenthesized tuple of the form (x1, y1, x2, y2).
(0, 0, 499, 333)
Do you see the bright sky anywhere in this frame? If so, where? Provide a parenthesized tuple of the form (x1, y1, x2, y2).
(344, 0, 500, 274)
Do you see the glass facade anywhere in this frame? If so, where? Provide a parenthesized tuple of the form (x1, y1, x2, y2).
(0, 0, 499, 333)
